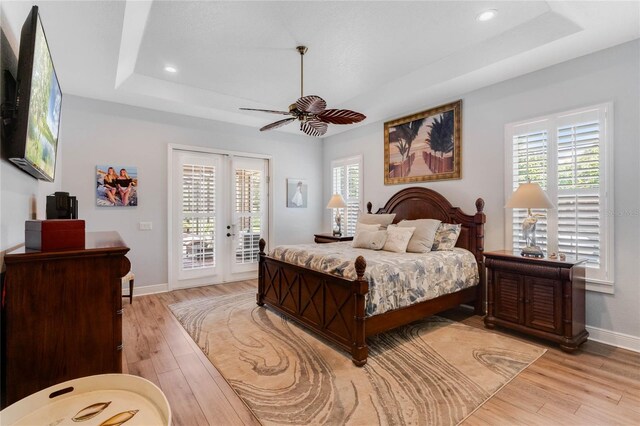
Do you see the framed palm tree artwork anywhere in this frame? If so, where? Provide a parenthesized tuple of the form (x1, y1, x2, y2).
(384, 100, 461, 184)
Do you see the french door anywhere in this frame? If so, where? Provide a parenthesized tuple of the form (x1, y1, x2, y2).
(170, 149, 269, 289)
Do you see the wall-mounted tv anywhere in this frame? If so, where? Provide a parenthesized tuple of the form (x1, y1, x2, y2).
(7, 5, 62, 182)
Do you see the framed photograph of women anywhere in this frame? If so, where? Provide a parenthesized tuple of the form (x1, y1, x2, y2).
(286, 178, 308, 208)
(96, 165, 138, 206)
(384, 100, 462, 184)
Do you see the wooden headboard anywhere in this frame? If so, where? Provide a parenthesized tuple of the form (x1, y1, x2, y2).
(366, 187, 486, 263)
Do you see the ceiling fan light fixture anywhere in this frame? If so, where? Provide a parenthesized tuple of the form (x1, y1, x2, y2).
(240, 46, 366, 137)
(164, 65, 177, 73)
(476, 9, 497, 22)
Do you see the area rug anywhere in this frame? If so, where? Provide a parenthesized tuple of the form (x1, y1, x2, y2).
(169, 292, 545, 425)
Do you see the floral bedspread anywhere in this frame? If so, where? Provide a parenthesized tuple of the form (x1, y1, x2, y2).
(269, 242, 479, 317)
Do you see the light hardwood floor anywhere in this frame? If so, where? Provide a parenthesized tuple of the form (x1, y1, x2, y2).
(123, 281, 640, 425)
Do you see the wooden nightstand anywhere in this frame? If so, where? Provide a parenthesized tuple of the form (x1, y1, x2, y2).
(484, 250, 588, 352)
(314, 233, 354, 244)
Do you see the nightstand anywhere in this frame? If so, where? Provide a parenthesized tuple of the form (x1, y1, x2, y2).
(484, 250, 588, 352)
(314, 233, 354, 244)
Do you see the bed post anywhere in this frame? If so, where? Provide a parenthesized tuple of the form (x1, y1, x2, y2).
(352, 255, 369, 366)
(474, 198, 486, 315)
(257, 238, 266, 307)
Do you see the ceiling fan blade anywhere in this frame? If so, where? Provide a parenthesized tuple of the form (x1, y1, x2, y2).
(317, 109, 366, 125)
(260, 117, 296, 132)
(295, 95, 327, 114)
(300, 120, 328, 137)
(240, 108, 291, 115)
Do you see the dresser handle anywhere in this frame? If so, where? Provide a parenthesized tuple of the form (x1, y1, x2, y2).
(116, 344, 123, 351)
(116, 309, 124, 315)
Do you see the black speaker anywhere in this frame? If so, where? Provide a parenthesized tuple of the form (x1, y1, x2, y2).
(46, 192, 78, 219)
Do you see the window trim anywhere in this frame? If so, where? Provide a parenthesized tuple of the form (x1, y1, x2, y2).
(504, 103, 614, 293)
(330, 155, 364, 236)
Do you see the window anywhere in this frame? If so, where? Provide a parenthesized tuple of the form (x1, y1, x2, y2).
(234, 168, 262, 264)
(331, 155, 363, 236)
(181, 163, 216, 271)
(505, 103, 613, 293)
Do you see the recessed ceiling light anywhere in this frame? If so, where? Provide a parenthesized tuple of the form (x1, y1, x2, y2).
(477, 9, 497, 22)
(164, 66, 177, 73)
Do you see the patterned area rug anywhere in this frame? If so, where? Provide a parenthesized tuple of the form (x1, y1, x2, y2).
(170, 292, 545, 425)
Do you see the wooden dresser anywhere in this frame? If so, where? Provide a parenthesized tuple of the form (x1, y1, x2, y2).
(1, 232, 130, 407)
(484, 250, 588, 352)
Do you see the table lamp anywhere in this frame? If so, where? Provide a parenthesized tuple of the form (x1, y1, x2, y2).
(326, 194, 347, 236)
(505, 182, 554, 258)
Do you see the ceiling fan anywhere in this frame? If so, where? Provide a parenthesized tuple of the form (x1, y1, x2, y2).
(240, 46, 366, 137)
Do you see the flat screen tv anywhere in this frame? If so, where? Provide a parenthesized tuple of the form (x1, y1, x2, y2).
(8, 5, 62, 182)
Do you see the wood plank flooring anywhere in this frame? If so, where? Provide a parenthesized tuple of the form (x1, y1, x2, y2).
(122, 281, 640, 425)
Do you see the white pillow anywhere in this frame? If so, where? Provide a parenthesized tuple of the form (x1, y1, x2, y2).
(383, 225, 415, 253)
(352, 230, 388, 250)
(358, 213, 396, 230)
(355, 222, 381, 232)
(398, 219, 442, 253)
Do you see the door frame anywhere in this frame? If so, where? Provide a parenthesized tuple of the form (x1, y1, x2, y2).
(167, 143, 273, 290)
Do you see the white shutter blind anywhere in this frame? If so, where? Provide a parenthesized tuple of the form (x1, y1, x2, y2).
(331, 156, 362, 237)
(506, 103, 613, 291)
(235, 168, 262, 264)
(182, 164, 216, 270)
(511, 130, 548, 253)
(557, 120, 601, 266)
(345, 163, 360, 236)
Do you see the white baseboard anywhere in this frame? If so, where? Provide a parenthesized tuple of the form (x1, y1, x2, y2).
(122, 282, 168, 297)
(586, 325, 640, 353)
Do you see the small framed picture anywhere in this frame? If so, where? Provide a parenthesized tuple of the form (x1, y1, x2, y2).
(96, 165, 138, 207)
(287, 178, 308, 208)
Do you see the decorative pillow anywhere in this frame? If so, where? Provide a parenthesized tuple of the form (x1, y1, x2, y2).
(355, 222, 381, 232)
(432, 223, 462, 251)
(357, 213, 396, 230)
(383, 225, 415, 253)
(352, 230, 388, 250)
(398, 219, 442, 253)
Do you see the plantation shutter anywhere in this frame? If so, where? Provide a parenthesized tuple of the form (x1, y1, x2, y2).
(234, 168, 262, 264)
(510, 127, 549, 253)
(556, 112, 603, 269)
(331, 156, 363, 237)
(345, 163, 361, 236)
(181, 164, 216, 271)
(506, 104, 612, 291)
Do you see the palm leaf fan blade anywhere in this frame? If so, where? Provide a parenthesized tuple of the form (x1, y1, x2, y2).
(239, 108, 292, 115)
(301, 120, 328, 137)
(295, 95, 327, 114)
(260, 117, 296, 132)
(317, 109, 366, 125)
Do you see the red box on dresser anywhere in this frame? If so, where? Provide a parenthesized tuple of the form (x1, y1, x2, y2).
(25, 219, 85, 251)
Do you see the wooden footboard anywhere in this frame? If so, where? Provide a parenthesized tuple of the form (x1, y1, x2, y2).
(257, 239, 370, 366)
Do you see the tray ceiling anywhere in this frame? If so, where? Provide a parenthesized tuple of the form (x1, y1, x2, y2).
(2, 0, 638, 137)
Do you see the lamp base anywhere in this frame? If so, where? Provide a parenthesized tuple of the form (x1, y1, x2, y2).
(521, 245, 544, 258)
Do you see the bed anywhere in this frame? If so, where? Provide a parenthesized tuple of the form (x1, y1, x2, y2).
(257, 187, 486, 366)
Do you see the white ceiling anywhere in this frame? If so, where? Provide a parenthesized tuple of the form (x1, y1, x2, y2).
(2, 1, 639, 137)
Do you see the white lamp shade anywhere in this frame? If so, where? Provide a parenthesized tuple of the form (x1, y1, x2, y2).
(505, 182, 554, 209)
(326, 194, 347, 209)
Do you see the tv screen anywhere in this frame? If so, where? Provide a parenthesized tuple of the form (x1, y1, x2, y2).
(9, 6, 62, 182)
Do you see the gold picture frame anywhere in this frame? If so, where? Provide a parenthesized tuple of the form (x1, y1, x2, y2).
(384, 100, 462, 185)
